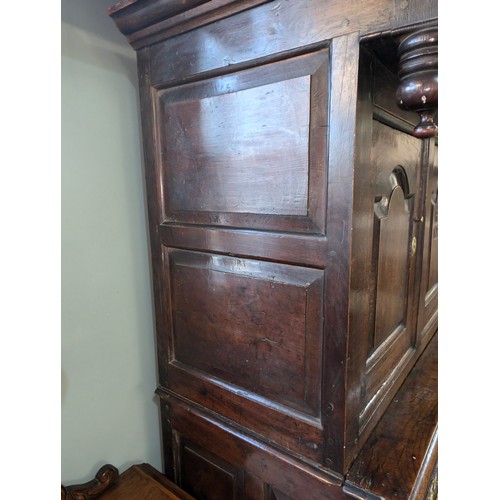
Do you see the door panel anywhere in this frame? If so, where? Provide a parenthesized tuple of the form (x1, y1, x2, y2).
(156, 49, 329, 234)
(153, 43, 340, 464)
(168, 249, 324, 417)
(355, 59, 421, 431)
(166, 398, 345, 500)
(418, 142, 438, 339)
(150, 31, 363, 466)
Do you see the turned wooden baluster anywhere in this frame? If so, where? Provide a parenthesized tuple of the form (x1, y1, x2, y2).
(396, 26, 438, 138)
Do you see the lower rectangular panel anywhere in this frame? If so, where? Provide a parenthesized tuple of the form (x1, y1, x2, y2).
(169, 249, 324, 416)
(162, 394, 346, 500)
(177, 440, 245, 500)
(163, 248, 326, 462)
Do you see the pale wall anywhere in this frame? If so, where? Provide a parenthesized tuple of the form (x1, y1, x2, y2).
(61, 0, 162, 483)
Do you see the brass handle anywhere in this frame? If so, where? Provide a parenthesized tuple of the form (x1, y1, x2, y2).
(411, 236, 417, 257)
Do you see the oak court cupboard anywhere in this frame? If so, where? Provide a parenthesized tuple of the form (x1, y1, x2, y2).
(108, 1, 438, 498)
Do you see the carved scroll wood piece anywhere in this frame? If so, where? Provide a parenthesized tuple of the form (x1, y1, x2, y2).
(61, 464, 119, 499)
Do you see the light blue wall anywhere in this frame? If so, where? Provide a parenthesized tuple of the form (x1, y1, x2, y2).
(61, 0, 161, 483)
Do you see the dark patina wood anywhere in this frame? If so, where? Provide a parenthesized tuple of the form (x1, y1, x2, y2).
(162, 393, 347, 500)
(62, 464, 195, 499)
(107, 1, 438, 498)
(344, 41, 438, 472)
(61, 465, 119, 499)
(396, 27, 438, 138)
(108, 0, 273, 49)
(344, 333, 438, 499)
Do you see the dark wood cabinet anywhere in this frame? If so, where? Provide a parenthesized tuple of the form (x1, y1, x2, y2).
(109, 1, 438, 498)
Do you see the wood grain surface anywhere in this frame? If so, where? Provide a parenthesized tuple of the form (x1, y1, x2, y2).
(345, 333, 438, 499)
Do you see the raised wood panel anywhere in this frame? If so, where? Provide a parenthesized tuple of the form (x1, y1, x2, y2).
(344, 44, 439, 472)
(168, 249, 324, 416)
(177, 439, 244, 500)
(156, 49, 329, 233)
(372, 180, 411, 349)
(410, 137, 438, 347)
(427, 189, 438, 293)
(165, 397, 345, 499)
(423, 143, 438, 331)
(346, 334, 438, 500)
(359, 118, 419, 428)
(266, 487, 293, 500)
(163, 76, 310, 216)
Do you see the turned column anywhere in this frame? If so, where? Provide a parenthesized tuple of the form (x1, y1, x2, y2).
(396, 26, 438, 138)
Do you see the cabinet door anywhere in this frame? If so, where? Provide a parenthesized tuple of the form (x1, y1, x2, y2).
(346, 47, 438, 468)
(161, 398, 345, 500)
(156, 48, 329, 464)
(347, 51, 423, 450)
(359, 119, 421, 429)
(141, 31, 361, 470)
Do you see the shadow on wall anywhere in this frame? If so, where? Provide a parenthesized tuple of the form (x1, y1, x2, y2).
(62, 0, 127, 48)
(62, 368, 68, 405)
(62, 0, 161, 483)
(62, 0, 139, 88)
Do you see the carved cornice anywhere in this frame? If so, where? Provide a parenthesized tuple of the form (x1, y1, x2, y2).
(108, 0, 272, 50)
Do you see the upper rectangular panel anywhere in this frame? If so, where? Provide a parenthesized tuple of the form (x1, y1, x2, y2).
(164, 76, 310, 216)
(156, 49, 329, 234)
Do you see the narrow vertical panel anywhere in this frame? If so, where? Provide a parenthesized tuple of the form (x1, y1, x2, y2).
(360, 120, 419, 432)
(426, 145, 438, 301)
(427, 191, 438, 292)
(344, 45, 375, 472)
(322, 31, 361, 473)
(136, 50, 173, 388)
(346, 47, 425, 472)
(373, 185, 410, 347)
(419, 140, 438, 337)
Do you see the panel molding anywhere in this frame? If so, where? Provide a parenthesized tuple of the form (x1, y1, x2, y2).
(359, 346, 415, 430)
(165, 396, 345, 498)
(167, 361, 323, 428)
(167, 248, 324, 417)
(158, 381, 324, 463)
(361, 165, 415, 430)
(154, 49, 329, 234)
(159, 224, 329, 268)
(368, 166, 413, 354)
(176, 436, 245, 499)
(417, 140, 438, 342)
